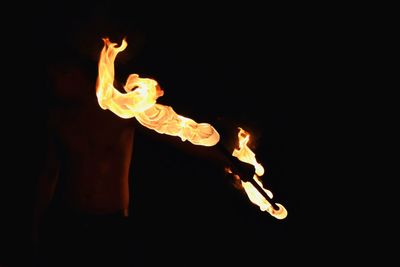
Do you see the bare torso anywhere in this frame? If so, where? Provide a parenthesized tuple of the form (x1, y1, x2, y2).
(49, 63, 135, 215)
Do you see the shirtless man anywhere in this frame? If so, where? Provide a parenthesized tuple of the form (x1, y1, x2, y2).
(33, 54, 135, 266)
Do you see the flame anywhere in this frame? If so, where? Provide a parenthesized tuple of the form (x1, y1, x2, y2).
(96, 38, 220, 146)
(232, 128, 287, 219)
(96, 38, 287, 219)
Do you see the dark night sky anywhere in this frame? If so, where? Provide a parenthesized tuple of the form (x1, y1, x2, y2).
(1, 1, 354, 265)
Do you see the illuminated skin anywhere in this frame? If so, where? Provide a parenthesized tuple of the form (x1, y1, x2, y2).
(34, 38, 219, 241)
(31, 56, 136, 267)
(35, 61, 133, 220)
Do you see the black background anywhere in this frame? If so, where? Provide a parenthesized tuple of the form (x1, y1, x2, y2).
(1, 1, 361, 265)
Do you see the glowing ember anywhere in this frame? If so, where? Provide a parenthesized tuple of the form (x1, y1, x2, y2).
(231, 128, 287, 219)
(96, 38, 220, 146)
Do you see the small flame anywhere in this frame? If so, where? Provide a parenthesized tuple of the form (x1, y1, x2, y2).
(232, 128, 287, 219)
(96, 38, 220, 146)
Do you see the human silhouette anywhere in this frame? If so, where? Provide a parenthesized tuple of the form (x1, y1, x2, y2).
(31, 36, 137, 266)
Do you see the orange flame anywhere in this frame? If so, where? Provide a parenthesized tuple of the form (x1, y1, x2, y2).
(232, 128, 287, 219)
(96, 38, 220, 146)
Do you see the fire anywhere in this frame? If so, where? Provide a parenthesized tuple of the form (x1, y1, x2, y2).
(96, 38, 220, 146)
(232, 128, 287, 219)
(96, 38, 287, 219)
